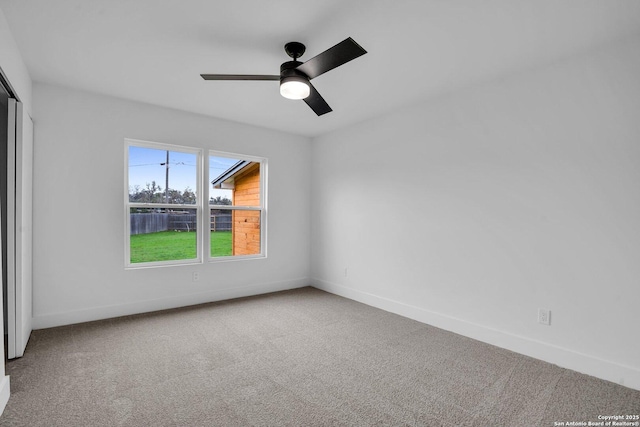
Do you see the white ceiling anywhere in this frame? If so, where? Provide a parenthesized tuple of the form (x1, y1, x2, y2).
(2, 0, 640, 137)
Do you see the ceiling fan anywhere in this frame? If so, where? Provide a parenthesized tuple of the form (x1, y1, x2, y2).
(201, 37, 367, 116)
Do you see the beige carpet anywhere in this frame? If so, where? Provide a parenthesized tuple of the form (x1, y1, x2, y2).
(1, 287, 638, 426)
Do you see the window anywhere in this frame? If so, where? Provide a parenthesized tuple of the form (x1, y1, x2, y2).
(125, 139, 266, 268)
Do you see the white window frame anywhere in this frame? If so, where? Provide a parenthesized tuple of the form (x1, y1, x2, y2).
(125, 139, 203, 268)
(124, 140, 267, 268)
(207, 150, 267, 262)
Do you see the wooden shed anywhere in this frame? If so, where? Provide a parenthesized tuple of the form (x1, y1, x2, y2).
(211, 161, 261, 256)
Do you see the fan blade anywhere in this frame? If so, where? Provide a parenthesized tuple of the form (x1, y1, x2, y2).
(296, 37, 367, 80)
(201, 74, 279, 81)
(304, 83, 332, 116)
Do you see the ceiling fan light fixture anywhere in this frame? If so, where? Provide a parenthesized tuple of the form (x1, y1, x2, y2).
(280, 75, 310, 100)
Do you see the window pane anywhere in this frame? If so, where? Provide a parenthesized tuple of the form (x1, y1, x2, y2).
(129, 146, 197, 204)
(232, 210, 261, 256)
(210, 208, 232, 257)
(210, 209, 260, 257)
(130, 208, 198, 263)
(210, 155, 260, 207)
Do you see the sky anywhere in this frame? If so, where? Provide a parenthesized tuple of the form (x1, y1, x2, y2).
(128, 146, 238, 200)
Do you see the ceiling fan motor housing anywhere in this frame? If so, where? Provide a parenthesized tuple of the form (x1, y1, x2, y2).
(280, 60, 308, 81)
(280, 60, 310, 86)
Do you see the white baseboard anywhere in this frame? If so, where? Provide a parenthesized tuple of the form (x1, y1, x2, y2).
(312, 278, 640, 391)
(0, 376, 10, 416)
(32, 277, 309, 330)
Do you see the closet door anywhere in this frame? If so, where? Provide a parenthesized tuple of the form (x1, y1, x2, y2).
(6, 98, 17, 359)
(6, 100, 33, 359)
(14, 101, 33, 357)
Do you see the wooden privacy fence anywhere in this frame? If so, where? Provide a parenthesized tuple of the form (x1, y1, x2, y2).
(130, 213, 168, 235)
(130, 213, 231, 235)
(210, 215, 232, 233)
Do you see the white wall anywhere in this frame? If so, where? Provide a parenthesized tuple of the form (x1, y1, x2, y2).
(32, 83, 311, 328)
(311, 37, 640, 389)
(0, 8, 31, 115)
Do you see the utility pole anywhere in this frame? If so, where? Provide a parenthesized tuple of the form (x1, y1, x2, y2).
(164, 151, 169, 203)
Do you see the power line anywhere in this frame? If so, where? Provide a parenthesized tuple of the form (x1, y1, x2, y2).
(130, 162, 194, 167)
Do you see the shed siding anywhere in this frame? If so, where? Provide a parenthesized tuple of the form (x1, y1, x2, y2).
(232, 163, 261, 255)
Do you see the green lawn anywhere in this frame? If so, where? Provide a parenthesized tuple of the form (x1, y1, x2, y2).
(130, 230, 231, 263)
(211, 231, 232, 257)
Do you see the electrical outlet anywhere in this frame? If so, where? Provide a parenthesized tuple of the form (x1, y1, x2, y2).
(538, 308, 551, 325)
(192, 272, 199, 282)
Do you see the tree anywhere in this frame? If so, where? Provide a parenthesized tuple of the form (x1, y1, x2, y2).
(129, 181, 163, 203)
(129, 182, 198, 205)
(181, 187, 196, 204)
(210, 196, 232, 205)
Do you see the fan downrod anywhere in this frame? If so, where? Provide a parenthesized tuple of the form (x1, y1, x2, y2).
(284, 42, 306, 60)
